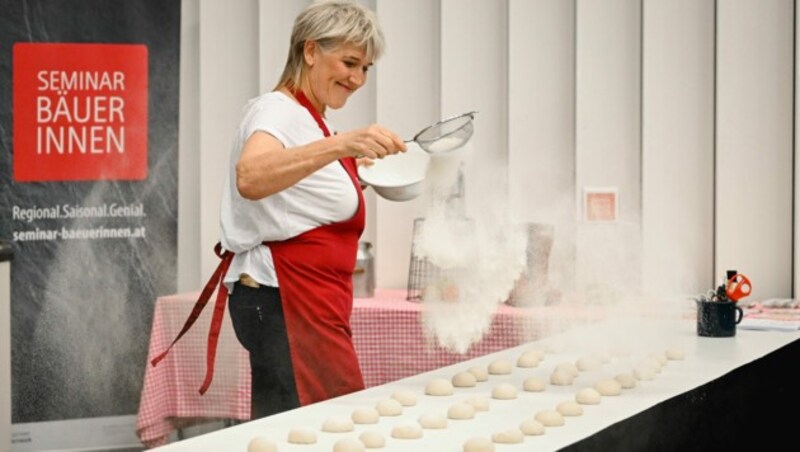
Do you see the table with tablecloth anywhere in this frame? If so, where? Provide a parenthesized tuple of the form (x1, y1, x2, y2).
(135, 289, 600, 448)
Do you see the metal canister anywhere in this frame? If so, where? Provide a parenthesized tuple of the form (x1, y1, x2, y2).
(353, 241, 375, 298)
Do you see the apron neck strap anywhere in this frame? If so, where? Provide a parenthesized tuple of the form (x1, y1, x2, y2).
(292, 89, 331, 137)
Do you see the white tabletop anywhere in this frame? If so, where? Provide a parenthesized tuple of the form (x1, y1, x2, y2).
(150, 316, 800, 452)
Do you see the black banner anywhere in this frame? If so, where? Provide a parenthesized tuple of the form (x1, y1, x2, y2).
(0, 0, 180, 431)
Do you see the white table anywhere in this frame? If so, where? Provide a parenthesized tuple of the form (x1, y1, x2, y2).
(136, 289, 587, 447)
(148, 315, 800, 451)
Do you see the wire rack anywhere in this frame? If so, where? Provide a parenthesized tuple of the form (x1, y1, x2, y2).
(406, 167, 467, 301)
(406, 217, 473, 301)
(406, 218, 435, 301)
(406, 219, 555, 304)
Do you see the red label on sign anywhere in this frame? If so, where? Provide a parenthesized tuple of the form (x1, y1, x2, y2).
(13, 43, 148, 182)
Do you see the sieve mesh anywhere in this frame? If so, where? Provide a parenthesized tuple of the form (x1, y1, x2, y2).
(408, 111, 477, 154)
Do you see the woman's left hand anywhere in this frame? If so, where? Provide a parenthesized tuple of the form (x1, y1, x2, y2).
(356, 157, 375, 168)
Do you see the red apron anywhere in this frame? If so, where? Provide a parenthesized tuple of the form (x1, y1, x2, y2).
(152, 90, 366, 403)
(267, 156, 365, 404)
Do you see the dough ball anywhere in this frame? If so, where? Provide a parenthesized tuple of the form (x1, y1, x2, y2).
(492, 428, 524, 444)
(555, 362, 580, 377)
(322, 417, 355, 433)
(463, 437, 495, 452)
(615, 373, 637, 389)
(634, 363, 657, 381)
(452, 371, 478, 388)
(391, 389, 418, 406)
(523, 376, 547, 392)
(649, 351, 668, 365)
(556, 400, 584, 416)
(248, 436, 278, 452)
(519, 419, 545, 436)
(448, 402, 476, 420)
(594, 378, 623, 396)
(491, 383, 518, 400)
(550, 369, 574, 386)
(464, 395, 490, 412)
(575, 355, 603, 372)
(333, 437, 365, 452)
(418, 413, 448, 429)
(488, 359, 513, 375)
(467, 365, 489, 382)
(534, 409, 565, 427)
(575, 387, 602, 405)
(516, 351, 541, 368)
(641, 357, 663, 373)
(425, 378, 455, 396)
(665, 347, 685, 360)
(359, 430, 385, 448)
(287, 427, 317, 444)
(391, 423, 423, 440)
(375, 398, 403, 416)
(351, 407, 380, 424)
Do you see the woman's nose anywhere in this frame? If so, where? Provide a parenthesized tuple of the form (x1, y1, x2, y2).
(350, 68, 366, 87)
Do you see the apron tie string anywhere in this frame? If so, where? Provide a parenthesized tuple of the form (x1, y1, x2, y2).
(150, 242, 233, 394)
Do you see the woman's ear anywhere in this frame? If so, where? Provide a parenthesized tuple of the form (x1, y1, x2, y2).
(303, 40, 317, 66)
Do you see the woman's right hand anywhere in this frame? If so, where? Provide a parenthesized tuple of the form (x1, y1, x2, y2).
(336, 124, 406, 160)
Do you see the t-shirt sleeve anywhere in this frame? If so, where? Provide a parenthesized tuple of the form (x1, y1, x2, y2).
(243, 102, 296, 148)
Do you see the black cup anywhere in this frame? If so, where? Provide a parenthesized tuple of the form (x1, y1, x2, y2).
(696, 300, 743, 337)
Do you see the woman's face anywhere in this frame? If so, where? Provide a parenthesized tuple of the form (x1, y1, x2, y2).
(303, 41, 372, 113)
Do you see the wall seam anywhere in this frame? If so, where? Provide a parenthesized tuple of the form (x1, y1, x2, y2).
(793, 0, 797, 297)
(712, 0, 718, 288)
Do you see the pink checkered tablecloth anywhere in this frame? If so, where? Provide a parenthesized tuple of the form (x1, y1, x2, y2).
(136, 289, 588, 448)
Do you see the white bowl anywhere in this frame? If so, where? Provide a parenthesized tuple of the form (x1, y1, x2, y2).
(358, 142, 430, 202)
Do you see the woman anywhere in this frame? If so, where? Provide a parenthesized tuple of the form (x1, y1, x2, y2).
(219, 0, 405, 419)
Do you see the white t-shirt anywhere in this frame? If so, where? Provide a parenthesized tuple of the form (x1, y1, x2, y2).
(219, 91, 358, 289)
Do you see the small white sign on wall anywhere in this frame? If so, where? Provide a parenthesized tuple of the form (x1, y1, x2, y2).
(583, 187, 618, 223)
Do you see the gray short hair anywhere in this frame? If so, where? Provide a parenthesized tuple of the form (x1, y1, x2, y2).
(277, 0, 385, 90)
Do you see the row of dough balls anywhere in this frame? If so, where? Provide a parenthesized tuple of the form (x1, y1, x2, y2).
(248, 425, 417, 452)
(461, 347, 686, 451)
(459, 384, 627, 451)
(459, 382, 626, 451)
(427, 375, 534, 401)
(249, 347, 685, 451)
(247, 430, 391, 452)
(247, 387, 471, 451)
(448, 346, 684, 391)
(551, 347, 685, 386)
(449, 347, 549, 390)
(427, 349, 547, 398)
(245, 388, 419, 451)
(428, 368, 637, 401)
(460, 415, 549, 451)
